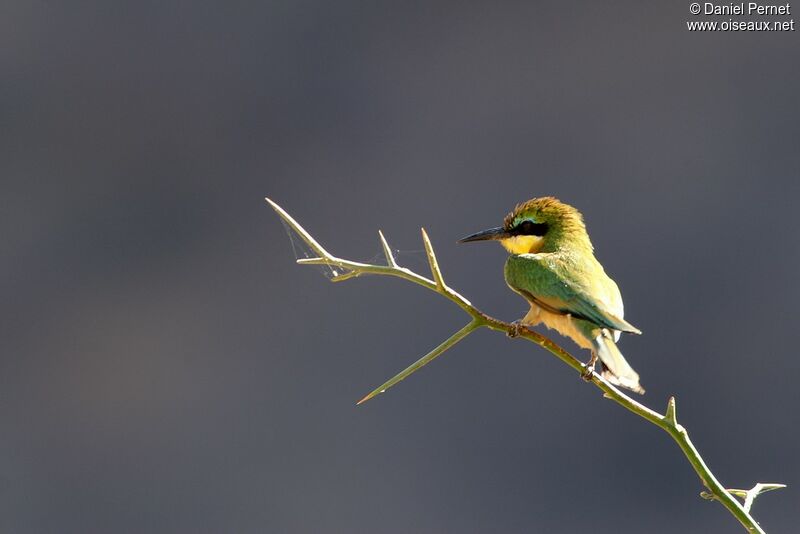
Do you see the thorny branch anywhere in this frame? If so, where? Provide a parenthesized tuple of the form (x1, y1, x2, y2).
(266, 198, 784, 534)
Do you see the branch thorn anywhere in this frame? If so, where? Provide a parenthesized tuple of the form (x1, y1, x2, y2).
(665, 396, 677, 426)
(421, 228, 445, 290)
(378, 230, 398, 268)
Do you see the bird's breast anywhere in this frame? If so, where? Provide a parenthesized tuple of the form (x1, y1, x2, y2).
(525, 303, 595, 350)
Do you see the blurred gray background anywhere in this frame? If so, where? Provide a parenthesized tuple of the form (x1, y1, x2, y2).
(2, 1, 798, 533)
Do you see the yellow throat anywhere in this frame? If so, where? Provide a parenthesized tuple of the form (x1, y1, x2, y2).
(500, 235, 545, 254)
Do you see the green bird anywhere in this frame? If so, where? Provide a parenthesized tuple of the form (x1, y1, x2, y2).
(459, 197, 644, 394)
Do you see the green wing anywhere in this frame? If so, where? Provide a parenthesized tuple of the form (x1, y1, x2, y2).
(504, 253, 641, 334)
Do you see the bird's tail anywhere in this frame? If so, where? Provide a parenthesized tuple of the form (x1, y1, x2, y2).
(594, 330, 645, 394)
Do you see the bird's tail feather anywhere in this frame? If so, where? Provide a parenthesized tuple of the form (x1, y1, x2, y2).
(595, 331, 644, 394)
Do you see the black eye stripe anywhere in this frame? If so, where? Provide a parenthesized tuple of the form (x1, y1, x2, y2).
(512, 220, 549, 236)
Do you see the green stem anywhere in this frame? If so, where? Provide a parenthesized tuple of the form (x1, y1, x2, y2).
(267, 198, 779, 534)
(356, 320, 480, 405)
(477, 314, 765, 533)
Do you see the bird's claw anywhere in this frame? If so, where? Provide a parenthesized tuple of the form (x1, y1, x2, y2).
(507, 320, 526, 338)
(581, 365, 595, 382)
(581, 351, 599, 382)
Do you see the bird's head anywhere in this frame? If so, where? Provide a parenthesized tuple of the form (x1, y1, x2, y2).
(458, 196, 592, 254)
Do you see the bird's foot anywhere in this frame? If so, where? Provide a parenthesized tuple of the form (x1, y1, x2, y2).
(580, 365, 595, 382)
(581, 351, 599, 382)
(507, 320, 527, 338)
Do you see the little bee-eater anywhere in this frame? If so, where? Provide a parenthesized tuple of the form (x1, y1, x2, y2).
(459, 197, 644, 394)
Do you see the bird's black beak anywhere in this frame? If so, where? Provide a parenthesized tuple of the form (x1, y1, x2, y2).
(458, 227, 508, 243)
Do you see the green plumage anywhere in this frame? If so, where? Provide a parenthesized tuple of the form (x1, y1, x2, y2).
(460, 196, 645, 394)
(504, 253, 640, 335)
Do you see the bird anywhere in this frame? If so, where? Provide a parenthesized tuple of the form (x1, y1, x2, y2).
(459, 196, 644, 394)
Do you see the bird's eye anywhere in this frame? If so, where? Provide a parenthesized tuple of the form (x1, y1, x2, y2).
(516, 220, 548, 236)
